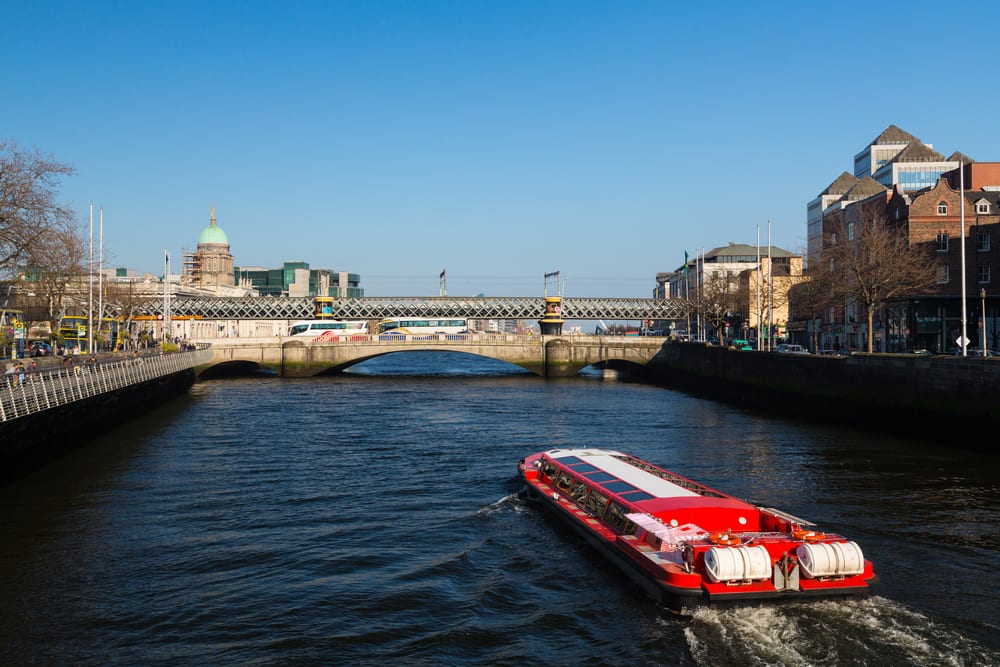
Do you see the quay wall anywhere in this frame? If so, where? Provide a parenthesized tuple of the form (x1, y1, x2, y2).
(645, 342, 1000, 446)
(0, 349, 211, 482)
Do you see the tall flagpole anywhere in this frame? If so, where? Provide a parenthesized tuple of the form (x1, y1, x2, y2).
(163, 249, 171, 345)
(98, 206, 104, 354)
(88, 202, 94, 354)
(98, 208, 104, 352)
(768, 220, 773, 350)
(756, 224, 762, 351)
(960, 161, 968, 356)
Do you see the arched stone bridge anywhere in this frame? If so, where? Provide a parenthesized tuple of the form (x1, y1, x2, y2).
(196, 333, 670, 378)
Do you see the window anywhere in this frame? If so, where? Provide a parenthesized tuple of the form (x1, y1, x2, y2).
(938, 202, 948, 215)
(585, 491, 609, 518)
(937, 233, 949, 252)
(848, 222, 855, 241)
(604, 503, 628, 532)
(556, 472, 573, 493)
(978, 232, 991, 252)
(570, 479, 590, 505)
(977, 202, 990, 214)
(937, 265, 950, 284)
(978, 265, 991, 285)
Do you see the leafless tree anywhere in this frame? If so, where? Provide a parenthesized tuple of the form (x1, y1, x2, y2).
(789, 255, 839, 353)
(688, 270, 742, 342)
(20, 227, 87, 323)
(0, 140, 77, 280)
(824, 213, 938, 353)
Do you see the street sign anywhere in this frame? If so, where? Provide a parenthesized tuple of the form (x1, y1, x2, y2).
(955, 335, 970, 347)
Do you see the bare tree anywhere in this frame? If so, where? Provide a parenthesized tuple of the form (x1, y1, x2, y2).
(689, 270, 741, 342)
(824, 214, 938, 353)
(789, 257, 839, 353)
(0, 140, 77, 280)
(21, 227, 87, 323)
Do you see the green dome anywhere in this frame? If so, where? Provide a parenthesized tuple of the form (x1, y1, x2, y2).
(198, 223, 229, 245)
(198, 208, 229, 245)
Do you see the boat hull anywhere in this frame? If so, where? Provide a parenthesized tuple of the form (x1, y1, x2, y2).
(519, 448, 876, 613)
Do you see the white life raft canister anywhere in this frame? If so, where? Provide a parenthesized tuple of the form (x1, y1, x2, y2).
(704, 545, 771, 583)
(796, 541, 865, 578)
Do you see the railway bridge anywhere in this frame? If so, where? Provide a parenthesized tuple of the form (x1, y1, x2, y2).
(197, 333, 670, 378)
(143, 295, 687, 322)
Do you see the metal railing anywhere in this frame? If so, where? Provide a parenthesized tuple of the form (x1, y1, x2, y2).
(0, 348, 213, 423)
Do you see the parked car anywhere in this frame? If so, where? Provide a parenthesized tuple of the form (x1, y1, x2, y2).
(776, 344, 809, 355)
(729, 339, 753, 351)
(955, 348, 999, 357)
(30, 341, 52, 357)
(903, 349, 933, 355)
(818, 349, 841, 356)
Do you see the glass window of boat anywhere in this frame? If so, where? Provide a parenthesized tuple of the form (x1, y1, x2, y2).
(583, 471, 616, 483)
(556, 472, 573, 493)
(570, 480, 590, 504)
(565, 462, 599, 474)
(585, 491, 609, 518)
(542, 461, 558, 479)
(605, 502, 627, 531)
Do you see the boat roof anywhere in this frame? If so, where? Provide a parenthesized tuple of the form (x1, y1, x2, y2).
(544, 448, 699, 499)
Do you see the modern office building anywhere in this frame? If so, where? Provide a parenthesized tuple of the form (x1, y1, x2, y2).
(235, 261, 364, 299)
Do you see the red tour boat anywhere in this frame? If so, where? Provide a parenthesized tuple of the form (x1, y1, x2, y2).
(518, 448, 876, 611)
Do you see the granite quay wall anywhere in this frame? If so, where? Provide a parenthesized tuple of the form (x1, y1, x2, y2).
(0, 348, 213, 482)
(645, 342, 1000, 447)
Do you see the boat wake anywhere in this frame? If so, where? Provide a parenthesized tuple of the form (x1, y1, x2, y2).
(682, 595, 999, 666)
(477, 491, 529, 517)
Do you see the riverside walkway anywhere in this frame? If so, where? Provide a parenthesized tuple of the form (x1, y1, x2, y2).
(1, 347, 213, 423)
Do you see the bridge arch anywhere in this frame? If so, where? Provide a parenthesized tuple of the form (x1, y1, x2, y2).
(194, 335, 668, 379)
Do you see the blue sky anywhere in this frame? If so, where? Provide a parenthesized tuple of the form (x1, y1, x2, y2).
(7, 1, 1000, 298)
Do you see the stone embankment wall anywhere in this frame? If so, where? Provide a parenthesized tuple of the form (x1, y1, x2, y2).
(1, 349, 211, 482)
(645, 343, 1000, 446)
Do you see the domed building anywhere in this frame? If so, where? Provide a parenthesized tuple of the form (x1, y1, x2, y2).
(181, 207, 241, 292)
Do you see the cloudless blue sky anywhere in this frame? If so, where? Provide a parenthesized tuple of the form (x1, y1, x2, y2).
(7, 1, 1000, 297)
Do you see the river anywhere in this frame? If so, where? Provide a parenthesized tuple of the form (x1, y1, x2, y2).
(1, 352, 997, 666)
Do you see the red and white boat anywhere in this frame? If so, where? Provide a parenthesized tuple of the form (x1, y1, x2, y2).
(518, 448, 877, 611)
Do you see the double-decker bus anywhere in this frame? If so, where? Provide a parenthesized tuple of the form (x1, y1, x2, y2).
(375, 318, 468, 336)
(288, 320, 368, 340)
(59, 316, 125, 352)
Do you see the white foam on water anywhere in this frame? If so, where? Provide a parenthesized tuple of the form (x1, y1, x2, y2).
(683, 596, 1000, 667)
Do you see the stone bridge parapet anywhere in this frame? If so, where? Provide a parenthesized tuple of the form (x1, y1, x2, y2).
(196, 334, 669, 378)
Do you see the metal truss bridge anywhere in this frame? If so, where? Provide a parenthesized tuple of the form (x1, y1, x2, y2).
(140, 296, 687, 321)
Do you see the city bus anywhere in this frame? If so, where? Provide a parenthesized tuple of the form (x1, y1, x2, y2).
(375, 318, 468, 336)
(288, 320, 368, 340)
(58, 316, 125, 353)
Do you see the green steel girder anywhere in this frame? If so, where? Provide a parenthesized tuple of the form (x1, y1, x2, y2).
(137, 296, 687, 321)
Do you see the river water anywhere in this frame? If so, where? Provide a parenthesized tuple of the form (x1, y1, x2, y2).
(1, 352, 998, 666)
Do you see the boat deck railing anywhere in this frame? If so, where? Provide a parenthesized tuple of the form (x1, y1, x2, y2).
(0, 347, 213, 423)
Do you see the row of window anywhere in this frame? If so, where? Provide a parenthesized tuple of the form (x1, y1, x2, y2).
(937, 264, 992, 284)
(936, 232, 992, 252)
(938, 201, 994, 215)
(543, 460, 647, 534)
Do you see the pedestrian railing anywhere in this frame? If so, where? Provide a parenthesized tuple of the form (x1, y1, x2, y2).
(0, 348, 213, 423)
